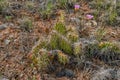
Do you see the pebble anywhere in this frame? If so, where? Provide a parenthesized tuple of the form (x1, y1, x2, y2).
(117, 69, 120, 79)
(0, 23, 17, 30)
(0, 24, 7, 30)
(4, 39, 11, 45)
(85, 22, 92, 27)
(70, 17, 80, 25)
(1, 78, 9, 80)
(0, 77, 9, 80)
(116, 17, 120, 21)
(56, 69, 74, 78)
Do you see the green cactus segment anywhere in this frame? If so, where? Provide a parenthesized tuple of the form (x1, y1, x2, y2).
(49, 31, 73, 54)
(99, 42, 120, 53)
(32, 42, 44, 54)
(57, 51, 69, 65)
(37, 49, 50, 70)
(49, 33, 59, 50)
(32, 38, 48, 54)
(66, 25, 79, 43)
(73, 42, 82, 56)
(0, 0, 8, 12)
(30, 49, 50, 70)
(66, 32, 79, 43)
(54, 22, 67, 35)
(86, 41, 120, 57)
(108, 10, 117, 24)
(59, 36, 73, 54)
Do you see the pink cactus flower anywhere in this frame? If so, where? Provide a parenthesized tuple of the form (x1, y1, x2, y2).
(74, 4, 80, 10)
(86, 14, 94, 19)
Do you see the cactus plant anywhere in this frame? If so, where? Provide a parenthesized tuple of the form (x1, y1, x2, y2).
(49, 31, 73, 54)
(30, 49, 50, 70)
(54, 22, 66, 35)
(73, 42, 82, 56)
(57, 50, 69, 65)
(0, 0, 8, 13)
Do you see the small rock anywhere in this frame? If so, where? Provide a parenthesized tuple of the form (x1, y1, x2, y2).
(0, 76, 9, 80)
(8, 23, 14, 27)
(116, 17, 120, 21)
(47, 65, 56, 73)
(56, 69, 74, 78)
(0, 24, 7, 30)
(117, 69, 120, 79)
(4, 39, 11, 45)
(56, 70, 65, 77)
(70, 17, 80, 25)
(1, 78, 9, 80)
(115, 17, 120, 25)
(85, 22, 92, 27)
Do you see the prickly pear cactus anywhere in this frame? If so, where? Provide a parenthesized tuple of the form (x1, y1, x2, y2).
(85, 41, 120, 64)
(29, 17, 83, 69)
